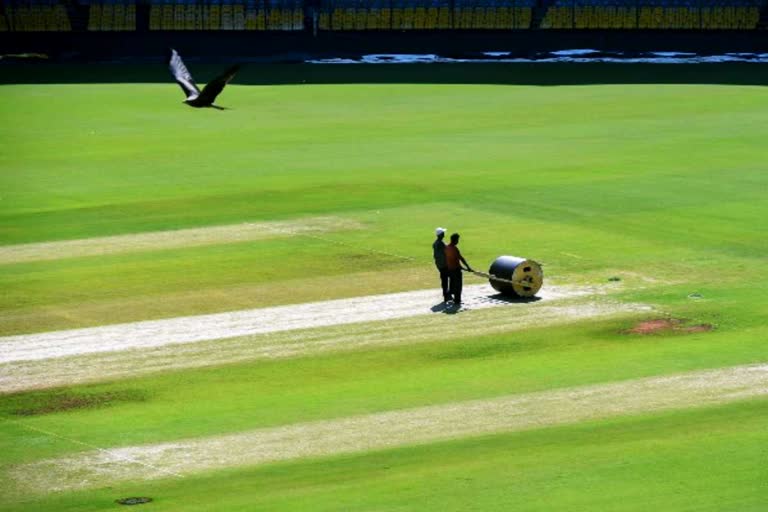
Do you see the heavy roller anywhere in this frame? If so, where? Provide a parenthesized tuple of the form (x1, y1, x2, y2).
(470, 255, 543, 298)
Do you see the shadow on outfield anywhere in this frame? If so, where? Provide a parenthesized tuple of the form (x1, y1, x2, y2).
(430, 293, 542, 314)
(3, 61, 768, 86)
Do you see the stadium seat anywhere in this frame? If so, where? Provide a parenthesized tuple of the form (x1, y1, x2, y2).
(173, 3, 184, 29)
(1, 0, 764, 32)
(221, 2, 234, 29)
(267, 6, 285, 29)
(380, 7, 391, 27)
(540, 0, 762, 30)
(101, 2, 114, 30)
(125, 2, 135, 29)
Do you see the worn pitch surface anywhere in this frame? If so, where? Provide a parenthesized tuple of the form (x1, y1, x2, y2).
(1, 283, 635, 392)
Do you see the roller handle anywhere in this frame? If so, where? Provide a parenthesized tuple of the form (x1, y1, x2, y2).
(468, 270, 520, 286)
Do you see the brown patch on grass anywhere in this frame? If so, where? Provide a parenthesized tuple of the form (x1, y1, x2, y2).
(625, 318, 714, 335)
(683, 324, 715, 333)
(8, 390, 146, 416)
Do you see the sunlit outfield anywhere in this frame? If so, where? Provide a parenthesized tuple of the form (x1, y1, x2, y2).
(1, 64, 767, 511)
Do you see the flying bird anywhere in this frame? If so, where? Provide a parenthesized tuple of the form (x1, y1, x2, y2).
(168, 48, 240, 109)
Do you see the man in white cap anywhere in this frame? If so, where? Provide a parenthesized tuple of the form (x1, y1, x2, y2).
(433, 227, 450, 302)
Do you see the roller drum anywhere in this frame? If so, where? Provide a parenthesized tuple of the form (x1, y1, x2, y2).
(488, 255, 543, 297)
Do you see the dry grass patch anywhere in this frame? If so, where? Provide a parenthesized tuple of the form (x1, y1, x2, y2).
(7, 389, 147, 416)
(625, 318, 714, 335)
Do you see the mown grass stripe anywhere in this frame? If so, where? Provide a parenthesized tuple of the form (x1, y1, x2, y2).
(10, 363, 767, 494)
(0, 216, 362, 264)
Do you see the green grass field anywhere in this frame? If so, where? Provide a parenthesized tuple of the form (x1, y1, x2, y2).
(1, 63, 766, 511)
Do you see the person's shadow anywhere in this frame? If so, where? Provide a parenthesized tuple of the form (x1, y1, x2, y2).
(430, 293, 542, 315)
(430, 302, 461, 315)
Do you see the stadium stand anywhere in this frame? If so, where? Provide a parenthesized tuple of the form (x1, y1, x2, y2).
(541, 0, 762, 30)
(0, 0, 764, 31)
(146, 0, 301, 30)
(1, 0, 71, 31)
(87, 0, 136, 30)
(317, 0, 534, 30)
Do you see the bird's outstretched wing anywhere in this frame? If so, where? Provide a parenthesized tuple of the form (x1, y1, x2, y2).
(197, 65, 240, 105)
(168, 48, 200, 100)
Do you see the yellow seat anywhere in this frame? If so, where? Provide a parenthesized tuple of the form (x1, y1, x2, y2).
(125, 3, 135, 30)
(149, 4, 160, 30)
(89, 4, 102, 30)
(401, 7, 414, 29)
(472, 7, 483, 29)
(236, 4, 247, 29)
(394, 7, 404, 29)
(424, 7, 437, 29)
(353, 8, 364, 30)
(100, 3, 113, 30)
(172, 3, 184, 29)
(592, 6, 601, 29)
(267, 8, 281, 30)
(366, 9, 378, 30)
(30, 5, 42, 30)
(721, 6, 732, 28)
(256, 8, 266, 29)
(41, 5, 53, 31)
(519, 7, 532, 29)
(113, 3, 125, 30)
(437, 6, 449, 28)
(245, 6, 257, 29)
(340, 7, 351, 29)
(208, 5, 221, 29)
(626, 7, 637, 29)
(161, 4, 172, 29)
(670, 7, 682, 29)
(491, 6, 502, 29)
(221, 4, 233, 29)
(183, 4, 194, 30)
(294, 8, 303, 30)
(330, 7, 342, 29)
(542, 6, 557, 28)
(380, 8, 391, 28)
(233, 5, 245, 30)
(414, 7, 425, 29)
(712, 7, 724, 29)
(15, 6, 28, 31)
(316, 11, 327, 30)
(746, 7, 760, 29)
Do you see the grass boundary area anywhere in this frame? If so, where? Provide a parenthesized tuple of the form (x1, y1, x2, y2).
(7, 363, 767, 494)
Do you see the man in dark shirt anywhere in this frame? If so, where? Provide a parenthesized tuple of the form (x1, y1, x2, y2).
(444, 232, 473, 305)
(433, 227, 450, 302)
